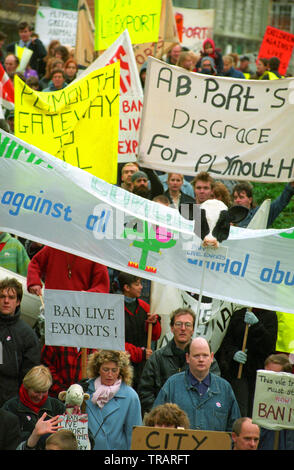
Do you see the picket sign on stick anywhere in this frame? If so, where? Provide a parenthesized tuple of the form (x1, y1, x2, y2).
(39, 294, 45, 309)
(81, 349, 88, 379)
(147, 322, 153, 350)
(237, 308, 252, 379)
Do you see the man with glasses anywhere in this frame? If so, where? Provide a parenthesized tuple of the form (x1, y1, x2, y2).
(138, 308, 219, 416)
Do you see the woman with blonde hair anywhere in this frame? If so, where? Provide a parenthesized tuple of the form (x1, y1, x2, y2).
(84, 349, 142, 450)
(2, 365, 65, 449)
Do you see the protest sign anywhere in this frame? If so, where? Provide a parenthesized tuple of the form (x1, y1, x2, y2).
(44, 289, 125, 350)
(258, 26, 294, 76)
(172, 7, 214, 53)
(95, 0, 162, 51)
(15, 46, 33, 73)
(1, 129, 294, 314)
(14, 61, 120, 183)
(74, 30, 143, 163)
(252, 370, 294, 431)
(138, 57, 294, 182)
(35, 6, 78, 47)
(59, 414, 90, 450)
(276, 311, 294, 354)
(131, 426, 231, 450)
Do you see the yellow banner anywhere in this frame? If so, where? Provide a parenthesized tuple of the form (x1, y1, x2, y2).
(95, 0, 162, 50)
(14, 62, 120, 183)
(276, 311, 294, 353)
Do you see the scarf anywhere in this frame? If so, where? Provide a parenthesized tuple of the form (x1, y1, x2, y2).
(19, 384, 48, 414)
(91, 376, 122, 408)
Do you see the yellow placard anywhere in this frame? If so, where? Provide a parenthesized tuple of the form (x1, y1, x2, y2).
(95, 0, 162, 51)
(276, 311, 294, 353)
(14, 62, 120, 183)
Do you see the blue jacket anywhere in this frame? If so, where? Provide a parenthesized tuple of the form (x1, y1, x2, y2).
(153, 370, 240, 432)
(86, 379, 142, 450)
(223, 67, 245, 79)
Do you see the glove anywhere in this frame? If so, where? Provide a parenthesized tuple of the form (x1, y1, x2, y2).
(244, 311, 259, 325)
(233, 350, 247, 364)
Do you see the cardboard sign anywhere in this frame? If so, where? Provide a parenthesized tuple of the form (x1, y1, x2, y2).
(138, 57, 294, 182)
(44, 289, 125, 350)
(252, 370, 294, 431)
(59, 414, 90, 450)
(131, 426, 232, 450)
(35, 6, 78, 48)
(258, 26, 294, 76)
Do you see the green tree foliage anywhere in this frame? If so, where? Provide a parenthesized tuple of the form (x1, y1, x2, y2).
(252, 182, 294, 229)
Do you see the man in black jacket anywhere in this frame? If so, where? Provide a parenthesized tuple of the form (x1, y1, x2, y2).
(0, 277, 40, 406)
(6, 22, 47, 77)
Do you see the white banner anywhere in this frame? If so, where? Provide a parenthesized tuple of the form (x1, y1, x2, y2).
(74, 30, 144, 163)
(1, 130, 294, 313)
(44, 289, 125, 350)
(138, 57, 294, 182)
(35, 6, 78, 48)
(252, 370, 294, 431)
(173, 7, 214, 53)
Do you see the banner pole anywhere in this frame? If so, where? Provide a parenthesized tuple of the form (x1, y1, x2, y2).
(81, 348, 88, 379)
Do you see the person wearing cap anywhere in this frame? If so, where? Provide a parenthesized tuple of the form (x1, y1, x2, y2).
(131, 168, 164, 200)
(198, 56, 217, 75)
(238, 56, 253, 79)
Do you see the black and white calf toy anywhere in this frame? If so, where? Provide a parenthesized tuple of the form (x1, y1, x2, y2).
(194, 199, 249, 248)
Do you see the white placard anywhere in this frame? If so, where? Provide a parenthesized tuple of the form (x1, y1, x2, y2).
(44, 289, 125, 350)
(35, 6, 78, 47)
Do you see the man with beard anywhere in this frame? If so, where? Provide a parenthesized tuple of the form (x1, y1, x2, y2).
(131, 170, 164, 200)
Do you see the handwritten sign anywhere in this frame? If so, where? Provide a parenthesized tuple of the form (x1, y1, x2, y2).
(173, 7, 214, 53)
(59, 414, 90, 450)
(44, 289, 125, 350)
(14, 62, 120, 184)
(35, 6, 78, 48)
(95, 0, 162, 50)
(252, 370, 294, 431)
(258, 26, 294, 76)
(138, 57, 294, 182)
(131, 426, 232, 450)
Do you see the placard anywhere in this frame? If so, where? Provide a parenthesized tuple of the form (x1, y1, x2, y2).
(252, 370, 294, 431)
(258, 26, 294, 76)
(44, 289, 125, 350)
(131, 426, 232, 450)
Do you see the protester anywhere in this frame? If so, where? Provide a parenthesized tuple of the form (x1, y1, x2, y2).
(213, 181, 232, 207)
(38, 57, 64, 90)
(45, 429, 78, 450)
(254, 58, 279, 80)
(0, 277, 40, 407)
(64, 58, 78, 84)
(199, 38, 223, 74)
(53, 44, 70, 64)
(41, 346, 97, 398)
(42, 68, 67, 92)
(165, 43, 182, 65)
(176, 50, 197, 72)
(6, 21, 46, 76)
(117, 272, 161, 390)
(0, 231, 30, 276)
(164, 173, 195, 218)
(144, 403, 190, 429)
(119, 161, 140, 191)
(232, 417, 260, 450)
(268, 56, 283, 78)
(2, 365, 65, 450)
(238, 55, 253, 79)
(222, 55, 245, 78)
(0, 31, 7, 65)
(83, 349, 142, 450)
(27, 245, 110, 295)
(258, 354, 294, 450)
(198, 55, 217, 75)
(215, 308, 278, 417)
(153, 337, 240, 431)
(131, 169, 164, 200)
(4, 53, 19, 81)
(191, 171, 215, 204)
(232, 181, 294, 227)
